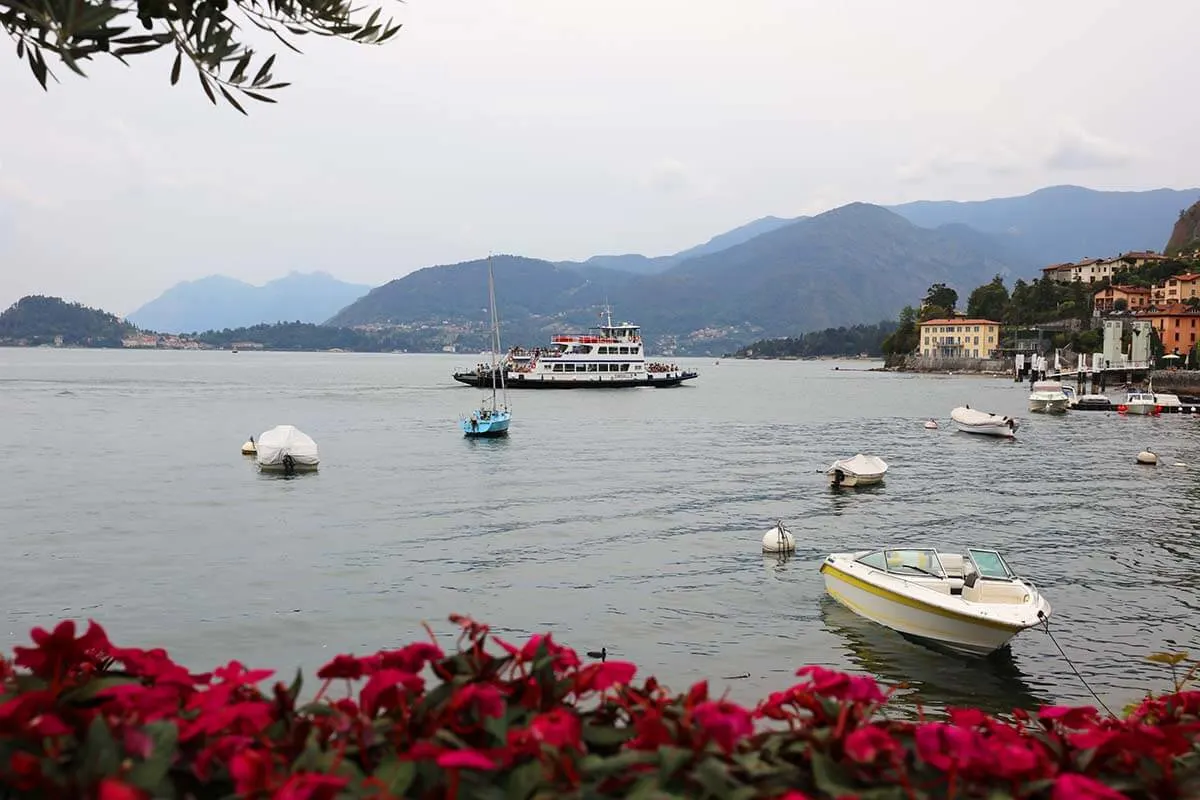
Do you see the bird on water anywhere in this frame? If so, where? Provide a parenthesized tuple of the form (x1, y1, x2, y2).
(586, 647, 607, 662)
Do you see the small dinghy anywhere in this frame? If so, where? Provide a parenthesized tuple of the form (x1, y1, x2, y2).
(255, 425, 320, 475)
(827, 454, 888, 487)
(820, 546, 1051, 657)
(951, 406, 1018, 438)
(241, 436, 256, 456)
(924, 419, 938, 430)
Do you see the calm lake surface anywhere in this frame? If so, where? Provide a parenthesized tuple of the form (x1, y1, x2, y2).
(3, 349, 1199, 715)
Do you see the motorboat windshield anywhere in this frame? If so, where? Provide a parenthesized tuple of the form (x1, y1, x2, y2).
(965, 548, 1016, 581)
(854, 548, 947, 579)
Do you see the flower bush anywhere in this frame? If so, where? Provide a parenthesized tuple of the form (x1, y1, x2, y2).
(1, 615, 1199, 799)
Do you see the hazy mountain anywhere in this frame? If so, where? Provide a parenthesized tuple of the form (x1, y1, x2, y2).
(887, 185, 1200, 266)
(603, 204, 1029, 348)
(329, 204, 1029, 355)
(128, 271, 372, 333)
(555, 214, 803, 276)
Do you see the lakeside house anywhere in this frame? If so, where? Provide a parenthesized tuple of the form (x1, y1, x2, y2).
(1133, 303, 1200, 354)
(1152, 272, 1200, 304)
(1093, 284, 1152, 314)
(1042, 251, 1170, 284)
(918, 318, 1001, 359)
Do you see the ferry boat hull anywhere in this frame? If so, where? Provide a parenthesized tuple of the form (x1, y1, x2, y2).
(452, 369, 698, 389)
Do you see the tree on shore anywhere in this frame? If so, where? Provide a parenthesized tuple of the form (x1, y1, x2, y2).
(966, 274, 1009, 320)
(919, 283, 957, 320)
(1, 0, 402, 112)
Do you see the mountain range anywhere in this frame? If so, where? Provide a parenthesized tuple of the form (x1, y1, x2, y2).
(127, 271, 372, 334)
(328, 203, 1028, 354)
(128, 185, 1200, 352)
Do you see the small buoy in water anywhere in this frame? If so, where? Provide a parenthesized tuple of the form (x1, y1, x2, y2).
(1174, 461, 1188, 468)
(762, 520, 796, 554)
(1136, 450, 1158, 466)
(924, 419, 938, 429)
(241, 436, 256, 456)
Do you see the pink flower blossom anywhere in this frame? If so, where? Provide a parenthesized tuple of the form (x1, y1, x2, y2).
(843, 726, 899, 764)
(795, 666, 886, 704)
(692, 700, 754, 753)
(573, 660, 637, 693)
(1051, 773, 1131, 800)
(529, 708, 583, 749)
(437, 749, 498, 770)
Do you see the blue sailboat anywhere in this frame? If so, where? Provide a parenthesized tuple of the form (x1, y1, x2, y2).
(460, 257, 511, 437)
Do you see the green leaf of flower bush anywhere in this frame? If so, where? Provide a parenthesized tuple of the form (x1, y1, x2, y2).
(505, 760, 544, 800)
(373, 759, 416, 796)
(126, 720, 178, 792)
(80, 716, 120, 781)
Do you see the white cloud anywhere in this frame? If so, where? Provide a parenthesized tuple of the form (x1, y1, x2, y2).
(1044, 125, 1139, 171)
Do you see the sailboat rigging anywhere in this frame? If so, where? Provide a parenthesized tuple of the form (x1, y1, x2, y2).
(460, 257, 512, 437)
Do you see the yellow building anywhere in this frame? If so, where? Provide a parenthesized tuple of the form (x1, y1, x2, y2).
(918, 318, 1001, 359)
(1152, 272, 1200, 304)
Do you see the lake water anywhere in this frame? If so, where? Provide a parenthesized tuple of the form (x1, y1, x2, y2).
(2, 348, 1199, 716)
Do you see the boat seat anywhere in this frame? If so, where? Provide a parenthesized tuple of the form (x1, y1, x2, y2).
(961, 579, 1030, 605)
(937, 553, 965, 578)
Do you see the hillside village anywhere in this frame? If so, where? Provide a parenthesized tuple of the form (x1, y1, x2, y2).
(902, 246, 1200, 370)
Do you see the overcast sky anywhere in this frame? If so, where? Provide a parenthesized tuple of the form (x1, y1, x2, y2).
(2, 0, 1198, 315)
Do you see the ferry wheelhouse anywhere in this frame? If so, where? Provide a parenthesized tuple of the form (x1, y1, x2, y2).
(453, 311, 698, 389)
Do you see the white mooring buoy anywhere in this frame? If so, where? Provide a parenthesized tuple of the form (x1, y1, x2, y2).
(762, 520, 796, 554)
(1136, 449, 1158, 466)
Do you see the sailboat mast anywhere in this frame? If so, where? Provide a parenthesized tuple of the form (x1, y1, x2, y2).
(487, 256, 508, 409)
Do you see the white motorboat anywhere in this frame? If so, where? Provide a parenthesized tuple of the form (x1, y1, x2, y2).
(1028, 380, 1069, 413)
(1122, 389, 1182, 415)
(951, 406, 1018, 438)
(255, 425, 320, 474)
(826, 454, 888, 487)
(819, 547, 1051, 657)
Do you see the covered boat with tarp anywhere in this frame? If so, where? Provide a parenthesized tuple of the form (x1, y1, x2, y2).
(255, 425, 320, 475)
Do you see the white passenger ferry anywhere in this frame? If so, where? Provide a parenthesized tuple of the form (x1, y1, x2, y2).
(452, 310, 698, 389)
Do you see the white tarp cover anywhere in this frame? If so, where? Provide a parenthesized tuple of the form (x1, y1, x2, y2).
(951, 407, 1011, 428)
(255, 425, 320, 467)
(826, 453, 888, 477)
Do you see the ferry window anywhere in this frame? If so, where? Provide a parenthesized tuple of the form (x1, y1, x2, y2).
(619, 347, 629, 354)
(587, 364, 597, 372)
(553, 364, 563, 372)
(621, 364, 630, 371)
(856, 552, 887, 570)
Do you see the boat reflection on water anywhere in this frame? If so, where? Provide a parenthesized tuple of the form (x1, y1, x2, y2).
(819, 596, 1049, 717)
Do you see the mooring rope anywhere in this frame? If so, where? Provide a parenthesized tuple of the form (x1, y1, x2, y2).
(1038, 611, 1115, 718)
